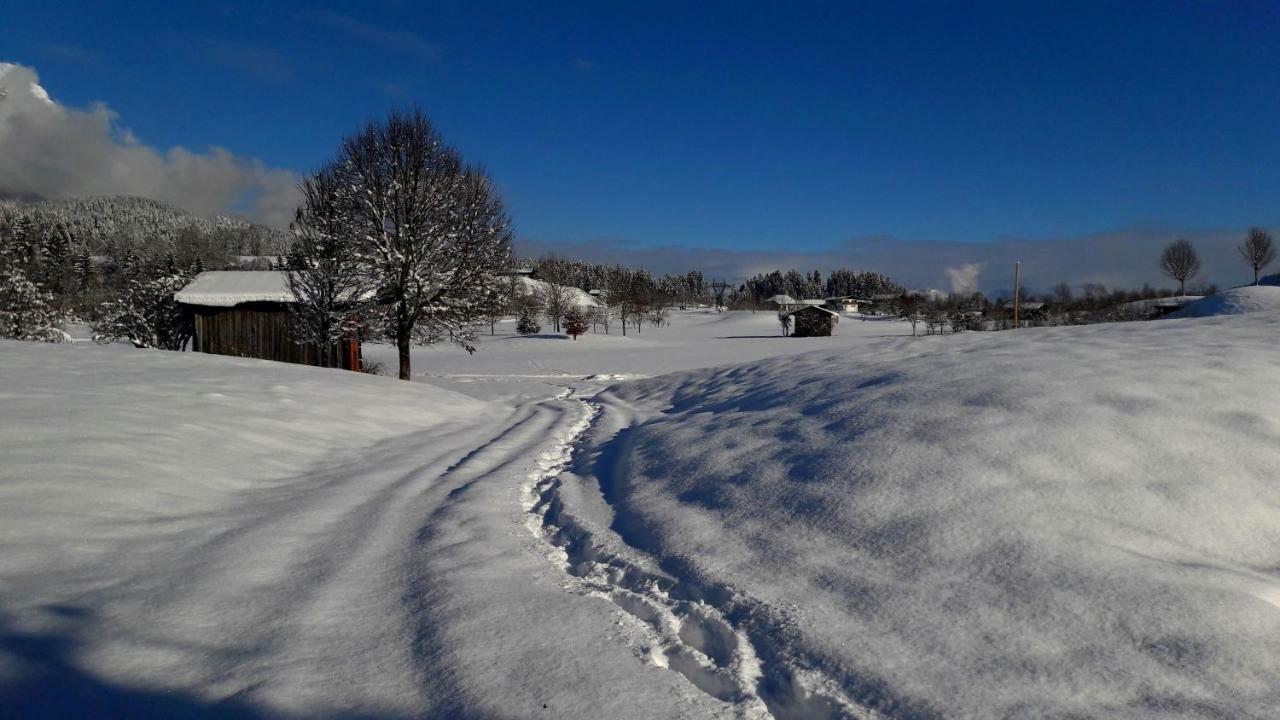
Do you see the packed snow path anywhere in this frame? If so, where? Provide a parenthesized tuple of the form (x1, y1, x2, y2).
(526, 390, 884, 719)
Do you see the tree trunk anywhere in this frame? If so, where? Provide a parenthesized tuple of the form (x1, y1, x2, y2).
(398, 331, 412, 380)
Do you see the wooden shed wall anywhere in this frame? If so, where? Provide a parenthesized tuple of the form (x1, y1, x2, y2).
(188, 303, 359, 370)
(791, 308, 836, 337)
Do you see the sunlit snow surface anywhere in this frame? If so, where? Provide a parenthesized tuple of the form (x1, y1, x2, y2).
(4, 308, 1279, 718)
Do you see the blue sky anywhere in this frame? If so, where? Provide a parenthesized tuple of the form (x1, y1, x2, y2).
(3, 1, 1280, 259)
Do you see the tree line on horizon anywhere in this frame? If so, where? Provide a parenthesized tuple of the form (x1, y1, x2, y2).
(2, 104, 1277, 361)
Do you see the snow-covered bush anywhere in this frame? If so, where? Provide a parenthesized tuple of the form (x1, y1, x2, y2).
(91, 273, 192, 350)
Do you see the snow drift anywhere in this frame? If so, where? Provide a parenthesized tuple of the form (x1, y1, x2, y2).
(591, 311, 1280, 718)
(1168, 285, 1280, 318)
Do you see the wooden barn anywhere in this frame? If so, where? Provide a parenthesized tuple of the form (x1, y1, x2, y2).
(175, 271, 362, 371)
(786, 305, 839, 337)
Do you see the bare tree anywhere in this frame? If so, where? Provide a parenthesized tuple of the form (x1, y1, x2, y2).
(1053, 281, 1073, 305)
(537, 280, 569, 333)
(1160, 239, 1201, 296)
(1238, 227, 1275, 285)
(286, 165, 372, 367)
(897, 293, 921, 336)
(338, 108, 512, 380)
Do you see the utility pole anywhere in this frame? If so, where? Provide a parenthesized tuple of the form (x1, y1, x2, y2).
(710, 280, 731, 312)
(1013, 261, 1021, 330)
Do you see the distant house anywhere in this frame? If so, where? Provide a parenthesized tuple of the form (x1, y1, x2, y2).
(862, 293, 901, 315)
(767, 294, 799, 311)
(824, 296, 871, 313)
(174, 271, 362, 371)
(1018, 301, 1048, 321)
(785, 305, 839, 337)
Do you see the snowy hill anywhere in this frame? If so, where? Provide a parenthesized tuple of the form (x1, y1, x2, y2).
(561, 311, 1280, 717)
(511, 274, 600, 308)
(1167, 285, 1280, 318)
(8, 309, 1280, 718)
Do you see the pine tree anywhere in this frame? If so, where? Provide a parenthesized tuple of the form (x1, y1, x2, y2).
(0, 264, 63, 342)
(75, 246, 97, 295)
(562, 305, 590, 340)
(516, 305, 541, 335)
(121, 246, 144, 279)
(163, 245, 180, 276)
(37, 224, 72, 294)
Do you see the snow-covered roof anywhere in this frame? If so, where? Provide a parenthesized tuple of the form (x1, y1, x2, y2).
(1020, 302, 1046, 311)
(1153, 296, 1197, 308)
(511, 276, 600, 308)
(768, 294, 797, 305)
(784, 305, 839, 317)
(799, 299, 827, 306)
(174, 271, 294, 307)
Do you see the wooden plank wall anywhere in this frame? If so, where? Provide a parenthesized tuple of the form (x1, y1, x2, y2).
(191, 304, 359, 370)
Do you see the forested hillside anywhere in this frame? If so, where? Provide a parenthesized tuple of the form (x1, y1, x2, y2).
(0, 196, 288, 319)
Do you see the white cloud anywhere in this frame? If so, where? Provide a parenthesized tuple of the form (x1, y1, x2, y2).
(0, 62, 300, 227)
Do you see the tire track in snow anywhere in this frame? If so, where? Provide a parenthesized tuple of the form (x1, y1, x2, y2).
(524, 389, 884, 720)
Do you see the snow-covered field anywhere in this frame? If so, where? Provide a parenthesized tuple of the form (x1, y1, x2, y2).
(369, 309, 904, 402)
(4, 308, 1279, 718)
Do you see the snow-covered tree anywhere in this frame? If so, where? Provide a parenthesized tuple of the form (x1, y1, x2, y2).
(0, 264, 63, 342)
(516, 304, 541, 335)
(74, 246, 97, 296)
(563, 305, 590, 340)
(286, 165, 373, 367)
(91, 272, 192, 350)
(337, 108, 513, 380)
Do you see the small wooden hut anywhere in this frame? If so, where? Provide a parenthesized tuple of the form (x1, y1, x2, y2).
(785, 305, 838, 337)
(175, 271, 361, 370)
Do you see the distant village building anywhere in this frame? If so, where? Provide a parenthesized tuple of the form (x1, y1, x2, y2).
(785, 305, 839, 337)
(174, 271, 362, 371)
(824, 296, 870, 313)
(1018, 301, 1048, 322)
(864, 293, 901, 315)
(767, 294, 799, 311)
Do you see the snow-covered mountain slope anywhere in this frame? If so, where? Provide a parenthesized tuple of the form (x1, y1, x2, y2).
(1168, 285, 1280, 318)
(556, 311, 1280, 718)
